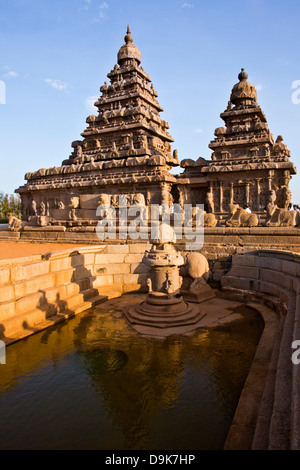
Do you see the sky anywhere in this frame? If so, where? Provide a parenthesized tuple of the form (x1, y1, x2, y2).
(1, 0, 300, 202)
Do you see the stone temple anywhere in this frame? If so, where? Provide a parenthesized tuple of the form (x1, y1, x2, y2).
(3, 26, 300, 452)
(176, 68, 297, 227)
(16, 26, 179, 230)
(15, 27, 297, 233)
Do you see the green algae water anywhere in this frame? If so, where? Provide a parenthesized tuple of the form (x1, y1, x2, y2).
(0, 296, 263, 450)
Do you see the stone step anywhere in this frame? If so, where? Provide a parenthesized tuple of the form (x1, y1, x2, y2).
(124, 319, 208, 338)
(128, 305, 202, 322)
(1, 293, 107, 344)
(125, 305, 205, 328)
(97, 284, 123, 299)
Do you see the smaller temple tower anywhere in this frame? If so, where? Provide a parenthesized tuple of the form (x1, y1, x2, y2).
(176, 69, 296, 225)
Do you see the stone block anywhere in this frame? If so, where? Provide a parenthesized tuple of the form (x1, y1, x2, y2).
(221, 275, 259, 291)
(95, 253, 125, 264)
(43, 285, 68, 304)
(11, 261, 50, 282)
(55, 268, 76, 285)
(110, 264, 130, 275)
(130, 263, 150, 274)
(78, 277, 92, 292)
(66, 293, 87, 309)
(0, 285, 14, 303)
(106, 245, 130, 254)
(282, 260, 297, 277)
(14, 273, 56, 298)
(94, 263, 130, 275)
(70, 253, 95, 267)
(229, 266, 260, 279)
(0, 268, 11, 285)
(113, 274, 124, 285)
(15, 291, 48, 315)
(0, 301, 16, 321)
(124, 253, 144, 264)
(293, 278, 300, 295)
(232, 255, 256, 267)
(260, 268, 294, 290)
(123, 273, 148, 285)
(212, 269, 226, 282)
(93, 275, 114, 287)
(128, 244, 151, 254)
(259, 280, 281, 298)
(66, 283, 81, 297)
(50, 257, 73, 272)
(255, 256, 282, 271)
(72, 265, 95, 281)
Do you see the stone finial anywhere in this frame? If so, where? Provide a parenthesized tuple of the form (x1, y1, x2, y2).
(238, 68, 248, 82)
(230, 68, 257, 105)
(125, 25, 133, 44)
(117, 25, 141, 65)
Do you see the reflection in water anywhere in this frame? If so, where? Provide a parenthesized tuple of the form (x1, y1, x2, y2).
(0, 297, 263, 450)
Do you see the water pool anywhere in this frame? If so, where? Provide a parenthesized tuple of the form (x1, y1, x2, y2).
(0, 295, 263, 450)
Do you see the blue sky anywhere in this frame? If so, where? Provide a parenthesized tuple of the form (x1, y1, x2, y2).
(1, 0, 300, 202)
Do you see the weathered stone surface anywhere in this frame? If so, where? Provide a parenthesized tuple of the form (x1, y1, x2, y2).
(232, 254, 256, 267)
(184, 252, 209, 279)
(14, 274, 56, 298)
(11, 261, 50, 282)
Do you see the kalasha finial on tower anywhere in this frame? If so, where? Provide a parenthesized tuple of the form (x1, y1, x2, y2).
(118, 24, 141, 65)
(125, 24, 133, 44)
(238, 68, 248, 81)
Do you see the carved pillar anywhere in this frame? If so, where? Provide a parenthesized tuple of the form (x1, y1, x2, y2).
(230, 182, 234, 205)
(267, 171, 273, 191)
(255, 178, 261, 210)
(219, 181, 223, 213)
(245, 182, 250, 206)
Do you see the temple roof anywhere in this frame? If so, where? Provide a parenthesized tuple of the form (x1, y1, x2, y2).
(117, 25, 142, 66)
(230, 68, 257, 105)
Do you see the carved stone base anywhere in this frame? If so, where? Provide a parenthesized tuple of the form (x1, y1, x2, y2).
(181, 284, 215, 303)
(124, 292, 207, 337)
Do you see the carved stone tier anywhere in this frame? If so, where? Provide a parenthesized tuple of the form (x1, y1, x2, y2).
(175, 69, 297, 226)
(16, 26, 179, 228)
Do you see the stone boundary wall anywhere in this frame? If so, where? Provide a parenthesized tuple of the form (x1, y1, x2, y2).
(221, 250, 300, 450)
(0, 244, 149, 345)
(1, 226, 300, 250)
(2, 227, 300, 284)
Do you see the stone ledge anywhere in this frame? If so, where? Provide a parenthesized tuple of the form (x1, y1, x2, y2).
(222, 250, 300, 450)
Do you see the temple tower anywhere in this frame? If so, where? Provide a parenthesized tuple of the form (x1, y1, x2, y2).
(176, 69, 296, 225)
(16, 26, 179, 230)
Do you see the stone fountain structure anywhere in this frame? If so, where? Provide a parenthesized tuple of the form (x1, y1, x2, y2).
(124, 223, 213, 337)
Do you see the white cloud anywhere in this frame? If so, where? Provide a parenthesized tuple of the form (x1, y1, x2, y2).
(93, 1, 109, 20)
(182, 2, 194, 7)
(2, 66, 18, 79)
(4, 70, 18, 79)
(85, 95, 98, 112)
(255, 83, 263, 91)
(195, 128, 203, 133)
(82, 0, 92, 10)
(45, 79, 70, 91)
